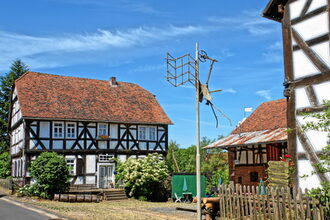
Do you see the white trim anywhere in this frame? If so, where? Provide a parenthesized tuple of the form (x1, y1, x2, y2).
(53, 121, 64, 138)
(96, 162, 115, 188)
(66, 122, 76, 139)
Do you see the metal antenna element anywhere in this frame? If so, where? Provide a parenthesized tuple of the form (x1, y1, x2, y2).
(165, 43, 231, 220)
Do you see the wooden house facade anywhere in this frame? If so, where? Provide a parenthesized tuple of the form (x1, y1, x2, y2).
(263, 0, 330, 189)
(9, 71, 172, 188)
(204, 99, 288, 186)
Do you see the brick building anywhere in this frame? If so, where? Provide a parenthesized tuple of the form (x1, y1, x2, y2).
(204, 99, 288, 186)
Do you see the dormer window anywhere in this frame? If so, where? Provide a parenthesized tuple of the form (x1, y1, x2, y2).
(54, 122, 64, 138)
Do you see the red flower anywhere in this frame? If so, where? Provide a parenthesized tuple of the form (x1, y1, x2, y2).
(284, 154, 291, 158)
(281, 159, 286, 162)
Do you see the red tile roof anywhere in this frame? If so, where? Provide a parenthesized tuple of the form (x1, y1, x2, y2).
(204, 99, 287, 149)
(231, 99, 287, 134)
(15, 71, 172, 125)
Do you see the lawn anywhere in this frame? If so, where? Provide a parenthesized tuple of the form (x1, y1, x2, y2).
(13, 196, 197, 220)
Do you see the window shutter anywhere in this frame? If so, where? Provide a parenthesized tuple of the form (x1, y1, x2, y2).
(76, 158, 84, 176)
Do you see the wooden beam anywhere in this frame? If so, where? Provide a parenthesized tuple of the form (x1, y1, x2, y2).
(304, 85, 319, 107)
(291, 28, 329, 73)
(291, 70, 330, 87)
(282, 4, 298, 188)
(296, 105, 327, 115)
(296, 123, 329, 182)
(299, 0, 312, 18)
(293, 34, 329, 51)
(291, 6, 327, 25)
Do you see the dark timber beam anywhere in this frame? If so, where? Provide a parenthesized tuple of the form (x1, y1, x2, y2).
(304, 85, 319, 107)
(296, 123, 329, 182)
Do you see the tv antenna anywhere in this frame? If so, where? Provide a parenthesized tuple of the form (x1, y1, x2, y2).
(165, 42, 231, 220)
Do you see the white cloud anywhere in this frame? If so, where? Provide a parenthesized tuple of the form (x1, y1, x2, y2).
(208, 12, 277, 36)
(0, 25, 205, 70)
(262, 41, 283, 63)
(222, 88, 237, 94)
(256, 90, 272, 100)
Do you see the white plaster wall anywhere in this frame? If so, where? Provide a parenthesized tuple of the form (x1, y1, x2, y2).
(139, 142, 147, 150)
(117, 155, 126, 162)
(311, 42, 330, 67)
(86, 155, 96, 173)
(88, 127, 96, 138)
(41, 140, 49, 149)
(53, 140, 63, 149)
(308, 0, 327, 13)
(75, 176, 84, 185)
(293, 12, 329, 41)
(110, 141, 117, 149)
(99, 141, 107, 149)
(86, 176, 96, 184)
(158, 131, 165, 141)
(295, 87, 311, 108)
(66, 140, 75, 149)
(110, 124, 118, 138)
(149, 142, 156, 150)
(39, 122, 50, 138)
(298, 159, 321, 190)
(313, 81, 330, 103)
(293, 50, 319, 79)
(289, 0, 307, 20)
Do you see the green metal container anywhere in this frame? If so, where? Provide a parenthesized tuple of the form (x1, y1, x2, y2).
(171, 173, 206, 198)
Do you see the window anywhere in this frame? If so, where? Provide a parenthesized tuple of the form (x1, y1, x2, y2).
(98, 124, 107, 136)
(99, 154, 114, 162)
(139, 126, 147, 140)
(250, 172, 259, 182)
(66, 158, 75, 175)
(66, 123, 76, 138)
(149, 127, 156, 140)
(54, 122, 64, 138)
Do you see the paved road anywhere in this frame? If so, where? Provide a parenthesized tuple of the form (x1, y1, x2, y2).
(0, 196, 51, 220)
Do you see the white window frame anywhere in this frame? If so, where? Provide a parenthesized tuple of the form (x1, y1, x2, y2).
(149, 127, 156, 141)
(98, 123, 108, 136)
(66, 122, 76, 139)
(99, 154, 114, 162)
(53, 122, 64, 138)
(66, 157, 75, 175)
(138, 126, 147, 140)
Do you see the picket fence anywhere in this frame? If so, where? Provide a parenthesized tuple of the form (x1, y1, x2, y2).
(218, 184, 328, 220)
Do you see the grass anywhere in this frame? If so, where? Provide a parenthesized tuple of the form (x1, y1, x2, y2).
(12, 197, 197, 220)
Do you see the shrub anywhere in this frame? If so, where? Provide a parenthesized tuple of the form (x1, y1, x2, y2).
(29, 152, 70, 199)
(116, 153, 169, 201)
(0, 152, 10, 178)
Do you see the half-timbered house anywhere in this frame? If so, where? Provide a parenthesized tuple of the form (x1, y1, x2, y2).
(204, 99, 288, 186)
(263, 0, 330, 189)
(9, 71, 172, 188)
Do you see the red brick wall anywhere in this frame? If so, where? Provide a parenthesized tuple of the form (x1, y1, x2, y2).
(231, 165, 267, 186)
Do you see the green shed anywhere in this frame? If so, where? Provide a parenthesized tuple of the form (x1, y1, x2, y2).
(171, 173, 206, 199)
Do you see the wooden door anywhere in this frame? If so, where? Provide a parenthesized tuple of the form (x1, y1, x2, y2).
(99, 165, 113, 188)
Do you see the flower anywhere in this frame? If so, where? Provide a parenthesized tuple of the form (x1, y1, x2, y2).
(281, 159, 286, 162)
(284, 154, 291, 158)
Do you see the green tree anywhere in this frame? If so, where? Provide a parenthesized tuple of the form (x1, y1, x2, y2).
(0, 60, 29, 152)
(0, 152, 10, 178)
(116, 153, 169, 201)
(29, 152, 70, 199)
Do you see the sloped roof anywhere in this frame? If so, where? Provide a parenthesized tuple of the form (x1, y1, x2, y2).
(15, 71, 172, 125)
(263, 0, 288, 21)
(231, 99, 287, 134)
(205, 99, 287, 149)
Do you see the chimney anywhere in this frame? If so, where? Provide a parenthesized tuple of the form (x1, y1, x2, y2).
(109, 77, 118, 87)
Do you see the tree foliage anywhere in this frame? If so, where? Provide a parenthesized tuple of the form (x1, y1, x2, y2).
(302, 100, 330, 216)
(0, 60, 29, 152)
(28, 152, 70, 199)
(165, 136, 229, 193)
(116, 153, 169, 201)
(0, 151, 10, 178)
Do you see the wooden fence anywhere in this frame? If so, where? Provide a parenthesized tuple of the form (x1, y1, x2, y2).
(218, 184, 328, 220)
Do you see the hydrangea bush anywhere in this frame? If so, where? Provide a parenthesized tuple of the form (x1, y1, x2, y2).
(115, 153, 170, 201)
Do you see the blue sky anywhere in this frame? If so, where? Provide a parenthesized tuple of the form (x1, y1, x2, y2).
(0, 0, 285, 148)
